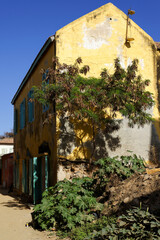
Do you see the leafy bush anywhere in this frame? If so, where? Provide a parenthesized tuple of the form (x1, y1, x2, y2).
(93, 155, 145, 196)
(32, 154, 147, 238)
(33, 177, 103, 232)
(117, 207, 160, 239)
(69, 216, 116, 240)
(84, 207, 160, 240)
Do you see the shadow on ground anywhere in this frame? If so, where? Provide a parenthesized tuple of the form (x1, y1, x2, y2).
(0, 200, 31, 210)
(0, 186, 32, 210)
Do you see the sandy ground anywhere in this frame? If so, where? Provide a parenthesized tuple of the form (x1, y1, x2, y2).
(0, 187, 57, 240)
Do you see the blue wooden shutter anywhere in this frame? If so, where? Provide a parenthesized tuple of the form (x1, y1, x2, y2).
(28, 92, 31, 122)
(31, 90, 34, 121)
(42, 70, 49, 112)
(42, 72, 46, 80)
(28, 90, 34, 122)
(20, 99, 26, 129)
(20, 103, 22, 129)
(22, 159, 28, 194)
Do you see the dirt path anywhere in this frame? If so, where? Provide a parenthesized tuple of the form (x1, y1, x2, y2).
(0, 187, 57, 240)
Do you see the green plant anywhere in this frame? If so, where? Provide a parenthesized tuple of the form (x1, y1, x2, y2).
(84, 208, 160, 240)
(93, 155, 145, 196)
(33, 177, 103, 232)
(69, 216, 116, 240)
(117, 207, 160, 239)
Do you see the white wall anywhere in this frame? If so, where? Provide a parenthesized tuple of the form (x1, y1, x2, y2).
(0, 145, 13, 157)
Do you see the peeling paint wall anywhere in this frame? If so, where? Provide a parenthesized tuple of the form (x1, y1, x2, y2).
(13, 3, 160, 188)
(56, 2, 159, 163)
(82, 18, 113, 49)
(14, 42, 57, 193)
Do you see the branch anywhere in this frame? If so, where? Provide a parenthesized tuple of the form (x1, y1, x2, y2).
(58, 157, 90, 164)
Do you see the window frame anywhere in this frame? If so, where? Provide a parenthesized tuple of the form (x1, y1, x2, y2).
(14, 108, 18, 134)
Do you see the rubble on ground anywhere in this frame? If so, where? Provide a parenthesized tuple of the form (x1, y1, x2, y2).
(102, 170, 160, 217)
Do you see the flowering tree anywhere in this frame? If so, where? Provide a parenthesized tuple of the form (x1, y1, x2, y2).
(34, 57, 154, 161)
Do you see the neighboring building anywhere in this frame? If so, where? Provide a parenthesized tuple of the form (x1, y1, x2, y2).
(0, 138, 14, 157)
(0, 138, 14, 185)
(1, 153, 14, 189)
(11, 3, 160, 203)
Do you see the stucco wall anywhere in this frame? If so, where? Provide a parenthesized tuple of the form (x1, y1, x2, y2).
(13, 3, 160, 188)
(0, 145, 13, 158)
(14, 42, 57, 191)
(55, 3, 159, 162)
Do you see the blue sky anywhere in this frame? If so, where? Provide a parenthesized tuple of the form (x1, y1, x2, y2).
(0, 0, 160, 135)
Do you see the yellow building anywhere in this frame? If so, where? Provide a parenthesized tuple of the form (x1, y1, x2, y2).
(11, 3, 160, 203)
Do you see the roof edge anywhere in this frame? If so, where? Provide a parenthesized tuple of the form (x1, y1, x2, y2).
(155, 42, 160, 50)
(11, 35, 55, 105)
(56, 2, 154, 45)
(56, 3, 114, 34)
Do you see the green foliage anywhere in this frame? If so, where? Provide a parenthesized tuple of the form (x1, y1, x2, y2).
(117, 207, 160, 239)
(93, 155, 145, 196)
(84, 207, 160, 240)
(69, 216, 117, 240)
(32, 155, 154, 239)
(33, 177, 103, 232)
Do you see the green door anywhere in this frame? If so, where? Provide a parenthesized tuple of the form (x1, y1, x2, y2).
(22, 159, 28, 194)
(45, 155, 48, 189)
(29, 158, 33, 196)
(33, 157, 42, 204)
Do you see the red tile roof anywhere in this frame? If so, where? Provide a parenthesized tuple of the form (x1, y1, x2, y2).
(155, 42, 160, 50)
(0, 138, 13, 144)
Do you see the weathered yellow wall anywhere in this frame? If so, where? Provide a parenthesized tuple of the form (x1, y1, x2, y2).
(13, 3, 160, 187)
(14, 42, 57, 192)
(56, 3, 157, 102)
(55, 2, 159, 162)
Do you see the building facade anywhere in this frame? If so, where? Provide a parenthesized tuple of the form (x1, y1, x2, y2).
(1, 153, 14, 189)
(11, 3, 160, 203)
(0, 138, 14, 185)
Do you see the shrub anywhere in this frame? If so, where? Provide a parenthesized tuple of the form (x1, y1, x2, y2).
(33, 177, 103, 232)
(32, 154, 147, 239)
(84, 207, 160, 240)
(93, 155, 145, 196)
(69, 216, 116, 240)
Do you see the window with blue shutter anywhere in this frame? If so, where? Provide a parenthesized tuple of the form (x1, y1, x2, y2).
(14, 108, 18, 134)
(42, 70, 49, 112)
(28, 89, 34, 122)
(20, 98, 26, 129)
